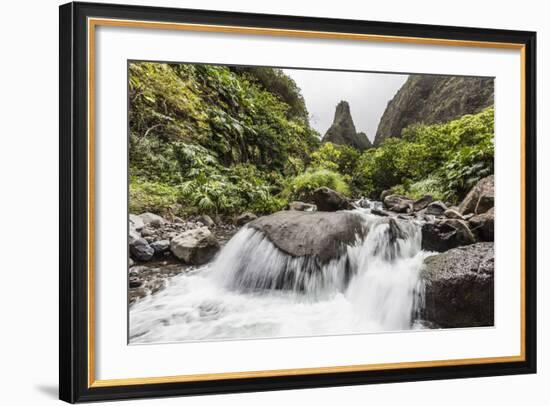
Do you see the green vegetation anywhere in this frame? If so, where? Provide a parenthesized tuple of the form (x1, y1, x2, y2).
(129, 61, 494, 217)
(129, 62, 318, 217)
(353, 107, 494, 203)
(284, 169, 350, 202)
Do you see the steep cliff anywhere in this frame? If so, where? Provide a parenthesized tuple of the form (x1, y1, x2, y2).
(374, 75, 494, 146)
(322, 101, 372, 151)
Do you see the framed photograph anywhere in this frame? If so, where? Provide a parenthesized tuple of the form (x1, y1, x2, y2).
(59, 1, 536, 403)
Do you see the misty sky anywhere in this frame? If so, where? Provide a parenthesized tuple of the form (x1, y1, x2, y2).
(283, 69, 408, 142)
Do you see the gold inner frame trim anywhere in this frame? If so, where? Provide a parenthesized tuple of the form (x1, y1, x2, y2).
(87, 17, 527, 388)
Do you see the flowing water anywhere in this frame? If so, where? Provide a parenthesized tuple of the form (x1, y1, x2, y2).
(129, 206, 431, 344)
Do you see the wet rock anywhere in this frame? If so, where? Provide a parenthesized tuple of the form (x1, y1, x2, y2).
(468, 207, 494, 241)
(129, 277, 143, 288)
(129, 231, 155, 261)
(380, 190, 392, 201)
(139, 212, 166, 228)
(236, 212, 258, 226)
(309, 187, 353, 212)
(288, 201, 317, 212)
(170, 227, 220, 265)
(372, 208, 390, 217)
(413, 195, 433, 212)
(421, 219, 475, 252)
(458, 175, 494, 214)
(425, 201, 448, 216)
(150, 239, 170, 254)
(421, 242, 494, 328)
(248, 210, 365, 262)
(444, 208, 465, 220)
(383, 194, 413, 213)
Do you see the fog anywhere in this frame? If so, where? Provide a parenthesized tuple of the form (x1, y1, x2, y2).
(284, 69, 408, 142)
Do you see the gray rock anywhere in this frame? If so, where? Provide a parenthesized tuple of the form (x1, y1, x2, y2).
(288, 201, 317, 212)
(458, 175, 494, 215)
(468, 207, 494, 241)
(383, 194, 413, 213)
(150, 239, 170, 254)
(309, 187, 353, 212)
(129, 214, 144, 231)
(139, 212, 166, 228)
(170, 227, 220, 265)
(421, 219, 475, 252)
(248, 210, 365, 262)
(236, 212, 258, 226)
(371, 208, 390, 217)
(444, 208, 465, 220)
(380, 190, 392, 201)
(421, 242, 494, 328)
(197, 214, 215, 227)
(425, 201, 448, 216)
(413, 195, 433, 211)
(129, 231, 155, 261)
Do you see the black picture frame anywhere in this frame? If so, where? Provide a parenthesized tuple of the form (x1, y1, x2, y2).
(59, 1, 537, 403)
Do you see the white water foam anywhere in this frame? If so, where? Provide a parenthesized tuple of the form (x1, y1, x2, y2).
(129, 211, 431, 344)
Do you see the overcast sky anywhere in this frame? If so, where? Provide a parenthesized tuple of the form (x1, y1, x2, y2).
(283, 69, 408, 142)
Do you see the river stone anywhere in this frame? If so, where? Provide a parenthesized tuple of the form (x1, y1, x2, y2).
(129, 231, 154, 261)
(444, 208, 465, 220)
(383, 194, 413, 213)
(170, 227, 220, 265)
(197, 214, 215, 227)
(236, 212, 258, 226)
(468, 207, 494, 241)
(248, 210, 365, 262)
(139, 212, 166, 228)
(412, 195, 433, 212)
(458, 175, 494, 214)
(288, 201, 317, 212)
(425, 201, 448, 216)
(309, 187, 353, 212)
(421, 219, 475, 252)
(150, 239, 170, 254)
(421, 242, 494, 328)
(129, 214, 144, 231)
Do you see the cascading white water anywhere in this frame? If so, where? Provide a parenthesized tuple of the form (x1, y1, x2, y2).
(129, 210, 430, 344)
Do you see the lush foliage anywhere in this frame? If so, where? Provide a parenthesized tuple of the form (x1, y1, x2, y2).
(129, 62, 319, 217)
(353, 108, 494, 203)
(129, 61, 494, 217)
(284, 169, 350, 201)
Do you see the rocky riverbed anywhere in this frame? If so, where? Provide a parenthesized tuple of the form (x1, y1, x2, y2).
(129, 175, 495, 329)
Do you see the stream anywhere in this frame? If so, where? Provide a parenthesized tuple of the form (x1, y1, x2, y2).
(129, 205, 432, 344)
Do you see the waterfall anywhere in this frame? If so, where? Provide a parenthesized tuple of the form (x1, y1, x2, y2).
(129, 210, 429, 343)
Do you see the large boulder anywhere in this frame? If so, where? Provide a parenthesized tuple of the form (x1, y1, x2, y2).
(458, 175, 494, 215)
(248, 210, 365, 262)
(421, 219, 475, 252)
(468, 207, 494, 241)
(424, 201, 448, 216)
(321, 101, 372, 151)
(139, 212, 166, 228)
(383, 194, 413, 213)
(129, 229, 154, 261)
(309, 187, 353, 212)
(421, 242, 494, 328)
(413, 195, 433, 212)
(170, 227, 220, 265)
